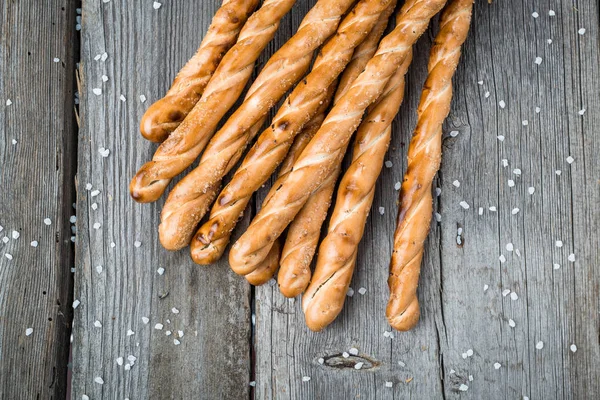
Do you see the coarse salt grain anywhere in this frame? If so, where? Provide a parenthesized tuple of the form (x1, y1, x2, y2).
(142, 317, 149, 324)
(378, 207, 385, 215)
(466, 349, 473, 357)
(302, 376, 311, 382)
(528, 187, 535, 194)
(94, 377, 104, 384)
(459, 384, 468, 392)
(536, 341, 544, 349)
(12, 231, 19, 240)
(556, 240, 563, 248)
(171, 307, 179, 314)
(318, 357, 324, 364)
(566, 156, 574, 164)
(509, 319, 516, 327)
(384, 160, 393, 168)
(483, 284, 489, 292)
(91, 190, 100, 197)
(385, 382, 393, 388)
(342, 352, 349, 358)
(553, 263, 561, 270)
(547, 39, 553, 44)
(94, 320, 102, 328)
(499, 100, 506, 109)
(153, 1, 162, 9)
(120, 95, 126, 102)
(96, 265, 103, 274)
(44, 218, 52, 225)
(139, 95, 147, 103)
(25, 328, 33, 336)
(556, 170, 562, 176)
(72, 300, 80, 309)
(508, 179, 515, 187)
(178, 330, 184, 337)
(568, 254, 576, 262)
(349, 347, 359, 355)
(101, 75, 108, 82)
(494, 363, 501, 369)
(155, 323, 163, 330)
(459, 201, 470, 210)
(512, 208, 520, 215)
(570, 344, 577, 353)
(578, 109, 586, 116)
(478, 207, 483, 216)
(92, 88, 102, 96)
(358, 287, 367, 295)
(497, 135, 505, 142)
(452, 180, 460, 187)
(174, 339, 181, 345)
(450, 130, 459, 137)
(6, 99, 12, 106)
(502, 159, 509, 167)
(532, 12, 539, 18)
(489, 206, 497, 212)
(522, 120, 529, 126)
(506, 243, 514, 251)
(354, 362, 364, 370)
(578, 28, 586, 35)
(93, 222, 101, 230)
(510, 292, 519, 301)
(549, 10, 555, 16)
(534, 57, 542, 65)
(434, 213, 442, 222)
(127, 330, 135, 336)
(535, 106, 541, 113)
(346, 287, 354, 297)
(157, 267, 165, 275)
(116, 357, 123, 366)
(134, 241, 141, 248)
(513, 168, 522, 175)
(499, 255, 506, 263)
(394, 182, 401, 191)
(484, 91, 490, 98)
(91, 203, 98, 210)
(502, 289, 511, 297)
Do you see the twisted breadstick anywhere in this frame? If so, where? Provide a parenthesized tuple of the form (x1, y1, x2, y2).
(130, 0, 297, 203)
(303, 52, 412, 331)
(230, 0, 447, 277)
(158, 117, 266, 250)
(191, 0, 396, 263)
(277, 11, 393, 298)
(140, 0, 259, 143)
(388, 0, 472, 331)
(190, 104, 328, 264)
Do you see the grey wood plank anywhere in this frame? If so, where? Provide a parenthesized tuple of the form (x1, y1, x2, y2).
(72, 1, 251, 399)
(254, 1, 600, 399)
(0, 0, 77, 398)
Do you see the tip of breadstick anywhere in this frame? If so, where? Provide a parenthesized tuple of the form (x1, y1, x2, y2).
(386, 299, 420, 331)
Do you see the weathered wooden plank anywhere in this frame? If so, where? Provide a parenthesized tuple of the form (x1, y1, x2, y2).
(0, 1, 77, 398)
(255, 1, 600, 399)
(72, 1, 251, 399)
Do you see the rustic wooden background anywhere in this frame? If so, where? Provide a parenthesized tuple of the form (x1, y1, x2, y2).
(0, 0, 598, 399)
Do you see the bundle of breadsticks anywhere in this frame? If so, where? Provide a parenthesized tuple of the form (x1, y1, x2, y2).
(131, 0, 473, 332)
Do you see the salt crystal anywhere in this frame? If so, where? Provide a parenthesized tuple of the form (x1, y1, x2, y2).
(378, 207, 385, 215)
(556, 240, 563, 248)
(556, 170, 562, 176)
(536, 341, 544, 349)
(178, 330, 184, 337)
(101, 52, 108, 61)
(72, 300, 80, 309)
(342, 352, 349, 358)
(302, 376, 311, 382)
(155, 323, 163, 330)
(522, 120, 529, 126)
(532, 12, 539, 18)
(459, 201, 470, 210)
(568, 254, 576, 262)
(6, 99, 12, 106)
(497, 135, 505, 142)
(384, 160, 393, 168)
(534, 57, 543, 65)
(82, 396, 90, 400)
(139, 95, 147, 103)
(452, 180, 460, 187)
(157, 267, 165, 275)
(449, 130, 459, 137)
(548, 10, 555, 16)
(547, 39, 553, 44)
(91, 203, 98, 210)
(94, 320, 102, 328)
(502, 159, 509, 167)
(459, 384, 468, 392)
(483, 284, 489, 292)
(528, 187, 535, 195)
(117, 357, 123, 365)
(394, 182, 401, 191)
(578, 28, 586, 35)
(512, 208, 520, 215)
(171, 307, 180, 314)
(127, 330, 134, 336)
(44, 218, 52, 225)
(349, 347, 359, 355)
(509, 319, 516, 327)
(434, 213, 442, 222)
(502, 289, 510, 297)
(570, 344, 577, 353)
(466, 349, 473, 357)
(142, 317, 149, 324)
(508, 179, 515, 187)
(506, 243, 514, 251)
(354, 362, 363, 370)
(478, 207, 483, 216)
(385, 381, 393, 388)
(494, 362, 501, 369)
(578, 109, 586, 116)
(153, 1, 162, 9)
(92, 88, 102, 96)
(510, 292, 519, 301)
(91, 190, 100, 197)
(346, 287, 354, 297)
(398, 361, 406, 367)
(513, 168, 522, 175)
(553, 263, 560, 270)
(174, 339, 181, 345)
(489, 206, 497, 212)
(94, 377, 104, 384)
(11, 231, 19, 240)
(25, 328, 33, 336)
(535, 107, 541, 113)
(358, 287, 367, 295)
(435, 187, 442, 196)
(93, 222, 101, 230)
(101, 75, 108, 82)
(96, 265, 103, 274)
(566, 156, 574, 164)
(499, 100, 506, 109)
(469, 375, 473, 381)
(477, 80, 483, 85)
(85, 183, 92, 190)
(484, 91, 490, 98)
(318, 358, 324, 364)
(134, 241, 141, 248)
(499, 254, 506, 263)
(70, 215, 77, 223)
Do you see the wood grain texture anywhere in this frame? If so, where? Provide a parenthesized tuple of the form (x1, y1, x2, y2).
(72, 1, 252, 399)
(0, 1, 77, 399)
(254, 1, 600, 399)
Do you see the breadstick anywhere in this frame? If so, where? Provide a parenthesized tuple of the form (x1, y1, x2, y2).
(302, 52, 412, 331)
(277, 11, 393, 298)
(140, 0, 259, 143)
(229, 0, 447, 277)
(245, 239, 281, 286)
(130, 0, 298, 203)
(190, 107, 328, 264)
(388, 0, 473, 331)
(158, 117, 266, 250)
(191, 0, 397, 263)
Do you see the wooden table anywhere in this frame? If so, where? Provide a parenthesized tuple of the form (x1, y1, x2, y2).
(1, 1, 598, 399)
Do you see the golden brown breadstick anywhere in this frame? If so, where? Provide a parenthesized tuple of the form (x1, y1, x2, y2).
(130, 0, 298, 203)
(277, 11, 393, 298)
(245, 239, 281, 286)
(190, 107, 328, 264)
(140, 0, 259, 143)
(158, 117, 265, 250)
(303, 53, 412, 331)
(229, 0, 447, 277)
(388, 0, 473, 331)
(191, 0, 396, 263)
